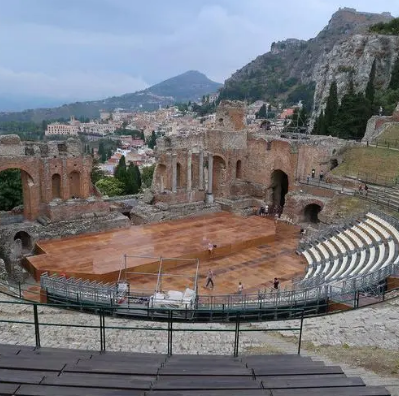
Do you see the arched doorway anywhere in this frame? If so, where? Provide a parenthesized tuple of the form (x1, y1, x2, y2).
(236, 160, 242, 179)
(52, 174, 61, 199)
(176, 163, 182, 188)
(0, 169, 23, 212)
(330, 159, 339, 170)
(0, 167, 37, 221)
(69, 171, 81, 198)
(14, 231, 33, 254)
(213, 156, 227, 197)
(304, 204, 322, 223)
(270, 170, 289, 207)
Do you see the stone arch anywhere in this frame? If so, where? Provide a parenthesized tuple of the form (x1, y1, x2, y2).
(236, 160, 242, 179)
(69, 171, 81, 198)
(0, 166, 37, 220)
(13, 231, 33, 254)
(270, 170, 289, 207)
(154, 164, 167, 192)
(176, 162, 182, 188)
(330, 158, 339, 170)
(51, 173, 61, 199)
(212, 155, 227, 198)
(304, 203, 322, 223)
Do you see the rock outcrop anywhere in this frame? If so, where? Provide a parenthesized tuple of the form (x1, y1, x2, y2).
(219, 8, 395, 117)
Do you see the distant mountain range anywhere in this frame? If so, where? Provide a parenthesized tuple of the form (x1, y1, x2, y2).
(0, 71, 222, 123)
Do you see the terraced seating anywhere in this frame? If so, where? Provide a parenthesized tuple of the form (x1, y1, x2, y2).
(0, 344, 390, 395)
(299, 212, 399, 288)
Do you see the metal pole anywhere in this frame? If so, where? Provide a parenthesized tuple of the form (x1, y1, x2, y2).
(18, 282, 22, 298)
(297, 310, 304, 355)
(234, 313, 240, 357)
(33, 304, 41, 349)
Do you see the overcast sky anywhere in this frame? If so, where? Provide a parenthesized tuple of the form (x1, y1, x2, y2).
(1, 0, 399, 106)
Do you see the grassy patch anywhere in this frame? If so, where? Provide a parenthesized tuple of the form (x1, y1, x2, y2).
(302, 342, 399, 378)
(270, 333, 399, 378)
(378, 124, 399, 142)
(332, 147, 399, 180)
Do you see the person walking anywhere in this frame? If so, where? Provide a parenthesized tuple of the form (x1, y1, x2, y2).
(205, 269, 215, 289)
(273, 277, 280, 290)
(237, 282, 243, 294)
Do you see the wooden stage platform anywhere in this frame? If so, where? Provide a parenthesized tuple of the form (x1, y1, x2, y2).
(26, 212, 306, 295)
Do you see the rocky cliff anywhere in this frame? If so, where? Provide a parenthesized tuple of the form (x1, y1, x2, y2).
(219, 8, 395, 114)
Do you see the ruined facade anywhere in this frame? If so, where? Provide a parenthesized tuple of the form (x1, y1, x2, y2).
(153, 101, 353, 222)
(0, 135, 108, 222)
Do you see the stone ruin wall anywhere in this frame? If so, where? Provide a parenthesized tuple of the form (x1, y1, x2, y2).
(152, 101, 358, 223)
(363, 103, 399, 142)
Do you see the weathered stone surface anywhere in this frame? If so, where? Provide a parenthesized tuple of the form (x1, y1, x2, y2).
(0, 134, 21, 145)
(142, 189, 155, 204)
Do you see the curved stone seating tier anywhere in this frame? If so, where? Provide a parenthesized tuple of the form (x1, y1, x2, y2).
(367, 213, 398, 241)
(351, 225, 372, 246)
(328, 255, 348, 281)
(338, 233, 355, 252)
(358, 222, 381, 243)
(365, 218, 391, 240)
(302, 251, 313, 267)
(357, 247, 378, 277)
(299, 213, 399, 293)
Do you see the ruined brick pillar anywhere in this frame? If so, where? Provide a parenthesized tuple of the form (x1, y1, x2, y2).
(172, 153, 177, 193)
(206, 153, 214, 203)
(199, 151, 204, 190)
(187, 150, 192, 192)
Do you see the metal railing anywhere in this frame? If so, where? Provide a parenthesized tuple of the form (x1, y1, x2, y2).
(0, 299, 305, 356)
(371, 138, 399, 150)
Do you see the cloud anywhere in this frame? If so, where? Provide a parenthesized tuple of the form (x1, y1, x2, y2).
(0, 0, 399, 107)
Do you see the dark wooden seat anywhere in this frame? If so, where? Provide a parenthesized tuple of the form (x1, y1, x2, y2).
(42, 372, 154, 390)
(0, 368, 50, 384)
(0, 345, 391, 396)
(159, 366, 253, 376)
(261, 376, 365, 389)
(252, 365, 344, 376)
(15, 384, 144, 396)
(0, 383, 20, 396)
(152, 376, 262, 390)
(0, 358, 67, 371)
(147, 391, 271, 396)
(64, 361, 160, 375)
(271, 386, 391, 396)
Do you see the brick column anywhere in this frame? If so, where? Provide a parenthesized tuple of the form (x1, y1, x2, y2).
(206, 153, 214, 203)
(172, 153, 177, 193)
(187, 150, 192, 191)
(198, 151, 204, 190)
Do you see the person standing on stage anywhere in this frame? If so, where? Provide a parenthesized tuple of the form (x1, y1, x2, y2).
(205, 269, 215, 289)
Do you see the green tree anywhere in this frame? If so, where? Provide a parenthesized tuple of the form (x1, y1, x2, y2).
(0, 169, 23, 211)
(147, 131, 157, 149)
(389, 55, 399, 90)
(98, 141, 106, 163)
(134, 165, 142, 190)
(90, 158, 105, 185)
(365, 59, 376, 118)
(256, 104, 267, 118)
(124, 164, 139, 194)
(114, 155, 127, 183)
(324, 81, 339, 130)
(95, 178, 124, 197)
(141, 164, 155, 188)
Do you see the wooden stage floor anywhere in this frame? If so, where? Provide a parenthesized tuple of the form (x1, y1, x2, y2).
(26, 212, 306, 295)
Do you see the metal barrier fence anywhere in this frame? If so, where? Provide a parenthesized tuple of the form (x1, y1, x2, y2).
(372, 138, 399, 150)
(357, 171, 398, 187)
(0, 299, 305, 356)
